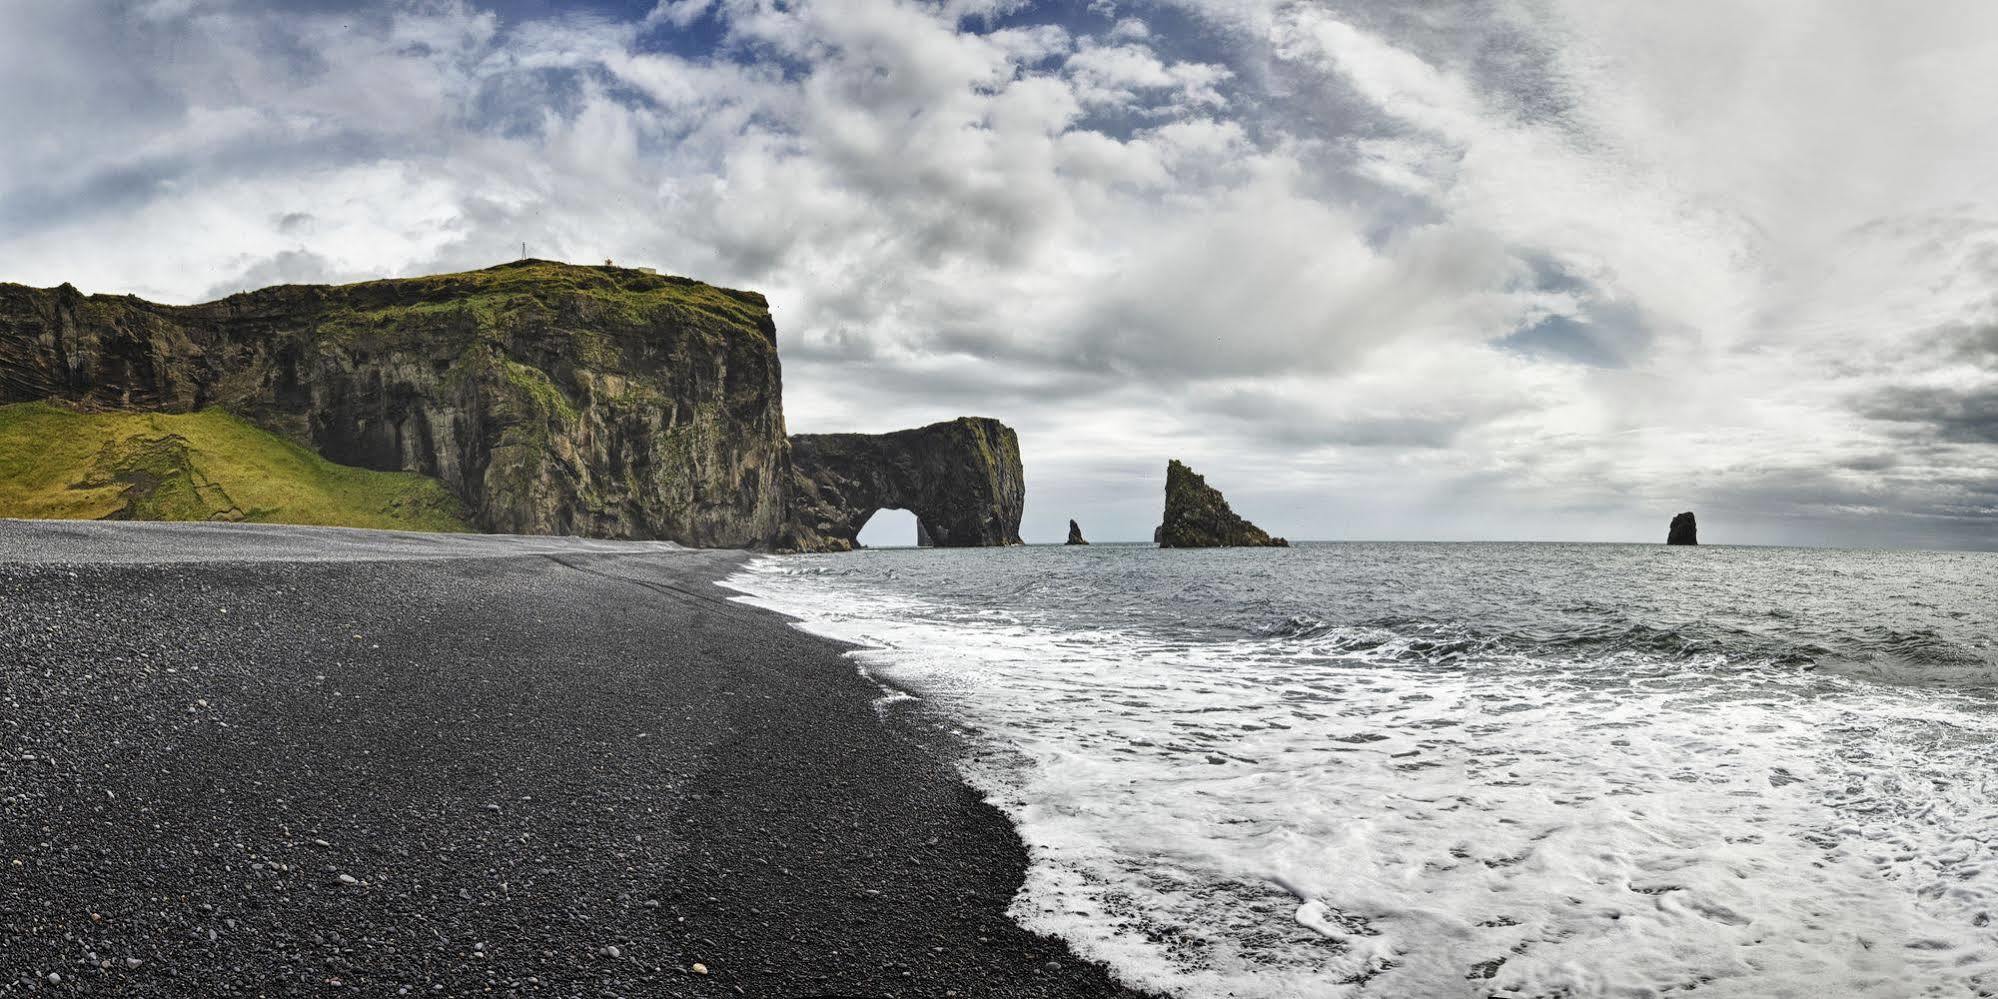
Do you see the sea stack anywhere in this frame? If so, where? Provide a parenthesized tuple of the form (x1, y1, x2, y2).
(1667, 511, 1698, 545)
(1157, 460, 1288, 548)
(1066, 519, 1088, 545)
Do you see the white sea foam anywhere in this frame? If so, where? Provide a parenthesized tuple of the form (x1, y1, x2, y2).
(723, 557, 1998, 998)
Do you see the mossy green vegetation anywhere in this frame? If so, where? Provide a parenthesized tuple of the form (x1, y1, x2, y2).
(0, 402, 470, 532)
(302, 260, 771, 348)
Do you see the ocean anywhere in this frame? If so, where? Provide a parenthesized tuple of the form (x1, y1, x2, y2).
(721, 542, 1998, 998)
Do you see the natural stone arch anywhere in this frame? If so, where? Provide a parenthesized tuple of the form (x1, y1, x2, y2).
(787, 417, 1024, 551)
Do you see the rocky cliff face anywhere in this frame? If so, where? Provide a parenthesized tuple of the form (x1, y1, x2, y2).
(788, 418, 1024, 552)
(1066, 519, 1088, 545)
(1668, 511, 1699, 545)
(1157, 459, 1288, 548)
(0, 261, 792, 545)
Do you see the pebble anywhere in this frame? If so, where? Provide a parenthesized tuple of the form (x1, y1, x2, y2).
(337, 873, 358, 885)
(691, 962, 708, 975)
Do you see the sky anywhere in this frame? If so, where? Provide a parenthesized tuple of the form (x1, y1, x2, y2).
(2, 0, 1995, 549)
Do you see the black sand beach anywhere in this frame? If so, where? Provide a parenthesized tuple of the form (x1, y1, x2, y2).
(0, 521, 1149, 998)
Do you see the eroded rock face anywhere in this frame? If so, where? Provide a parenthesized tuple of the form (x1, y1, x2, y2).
(1066, 519, 1088, 545)
(1158, 459, 1288, 548)
(0, 261, 793, 545)
(1668, 511, 1699, 545)
(788, 418, 1024, 552)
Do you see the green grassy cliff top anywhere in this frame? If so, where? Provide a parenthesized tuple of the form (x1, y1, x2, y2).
(210, 259, 773, 341)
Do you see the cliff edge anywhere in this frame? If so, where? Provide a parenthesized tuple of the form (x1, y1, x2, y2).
(0, 261, 791, 545)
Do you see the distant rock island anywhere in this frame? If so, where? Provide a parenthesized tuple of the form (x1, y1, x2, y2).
(1066, 519, 1088, 545)
(1668, 511, 1698, 545)
(1157, 459, 1288, 548)
(0, 260, 1022, 551)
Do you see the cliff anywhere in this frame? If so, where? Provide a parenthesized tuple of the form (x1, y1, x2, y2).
(1157, 459, 1288, 548)
(1668, 511, 1698, 545)
(0, 261, 791, 545)
(788, 418, 1024, 552)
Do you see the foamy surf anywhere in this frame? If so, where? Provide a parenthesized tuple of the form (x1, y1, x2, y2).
(722, 544, 1998, 998)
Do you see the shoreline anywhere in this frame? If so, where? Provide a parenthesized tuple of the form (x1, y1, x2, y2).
(0, 521, 1153, 997)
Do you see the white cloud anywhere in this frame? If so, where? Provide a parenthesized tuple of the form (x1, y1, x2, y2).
(0, 0, 1993, 546)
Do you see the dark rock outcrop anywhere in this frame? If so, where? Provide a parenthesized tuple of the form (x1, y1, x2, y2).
(1066, 519, 1088, 545)
(0, 261, 791, 545)
(1668, 511, 1698, 545)
(916, 519, 934, 548)
(788, 418, 1024, 552)
(1157, 459, 1288, 548)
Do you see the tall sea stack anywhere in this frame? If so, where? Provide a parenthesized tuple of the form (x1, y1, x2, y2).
(1667, 512, 1698, 545)
(1157, 459, 1288, 548)
(1066, 519, 1088, 545)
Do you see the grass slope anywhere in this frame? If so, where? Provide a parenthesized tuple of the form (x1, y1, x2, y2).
(0, 402, 470, 532)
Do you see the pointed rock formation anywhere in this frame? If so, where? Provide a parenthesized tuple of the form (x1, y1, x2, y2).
(1066, 519, 1088, 545)
(1157, 459, 1288, 548)
(1667, 511, 1698, 545)
(916, 519, 935, 548)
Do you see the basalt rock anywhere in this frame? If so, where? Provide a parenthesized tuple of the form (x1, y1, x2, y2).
(1066, 519, 1088, 545)
(1158, 459, 1288, 548)
(788, 418, 1024, 552)
(0, 261, 792, 545)
(1667, 511, 1698, 545)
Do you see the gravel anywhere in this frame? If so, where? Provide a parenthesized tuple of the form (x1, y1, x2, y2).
(0, 520, 1153, 998)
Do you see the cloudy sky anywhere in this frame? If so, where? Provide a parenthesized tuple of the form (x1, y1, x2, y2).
(4, 0, 1996, 549)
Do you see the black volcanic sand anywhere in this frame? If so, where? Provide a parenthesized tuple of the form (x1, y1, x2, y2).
(0, 522, 1153, 998)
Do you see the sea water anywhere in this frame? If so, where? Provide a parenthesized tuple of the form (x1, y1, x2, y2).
(721, 543, 1998, 998)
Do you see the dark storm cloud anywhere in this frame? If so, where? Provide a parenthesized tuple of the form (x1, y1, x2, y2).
(1864, 386, 1998, 444)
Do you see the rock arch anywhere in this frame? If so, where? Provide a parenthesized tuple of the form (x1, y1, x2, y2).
(787, 418, 1024, 551)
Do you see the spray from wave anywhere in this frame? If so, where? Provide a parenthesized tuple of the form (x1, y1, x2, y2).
(725, 543, 1998, 998)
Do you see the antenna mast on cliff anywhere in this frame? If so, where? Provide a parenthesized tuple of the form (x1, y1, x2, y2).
(520, 241, 527, 260)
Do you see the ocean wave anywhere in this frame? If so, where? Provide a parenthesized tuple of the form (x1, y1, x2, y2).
(721, 543, 1998, 998)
